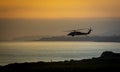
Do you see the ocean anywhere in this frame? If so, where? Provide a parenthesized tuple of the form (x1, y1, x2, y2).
(0, 41, 120, 66)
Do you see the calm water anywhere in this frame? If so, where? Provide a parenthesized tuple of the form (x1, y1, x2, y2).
(0, 41, 120, 66)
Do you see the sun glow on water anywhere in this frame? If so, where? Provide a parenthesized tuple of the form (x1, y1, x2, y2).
(0, 41, 120, 66)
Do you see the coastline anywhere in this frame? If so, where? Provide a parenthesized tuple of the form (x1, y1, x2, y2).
(12, 36, 120, 42)
(0, 51, 120, 72)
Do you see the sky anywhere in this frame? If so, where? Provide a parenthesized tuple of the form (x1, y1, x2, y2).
(0, 0, 120, 40)
(0, 0, 120, 19)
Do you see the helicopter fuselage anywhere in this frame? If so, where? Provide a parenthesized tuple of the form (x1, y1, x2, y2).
(67, 28, 92, 37)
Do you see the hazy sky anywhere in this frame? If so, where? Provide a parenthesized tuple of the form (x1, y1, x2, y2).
(0, 0, 120, 40)
(0, 18, 120, 40)
(0, 0, 120, 18)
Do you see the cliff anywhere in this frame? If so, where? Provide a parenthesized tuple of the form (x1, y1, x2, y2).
(0, 51, 120, 72)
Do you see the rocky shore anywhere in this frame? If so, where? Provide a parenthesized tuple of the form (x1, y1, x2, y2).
(0, 51, 120, 72)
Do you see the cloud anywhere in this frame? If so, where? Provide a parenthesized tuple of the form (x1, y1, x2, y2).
(0, 7, 19, 12)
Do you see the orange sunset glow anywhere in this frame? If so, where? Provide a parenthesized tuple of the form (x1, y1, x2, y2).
(0, 0, 120, 19)
(1, 1, 120, 71)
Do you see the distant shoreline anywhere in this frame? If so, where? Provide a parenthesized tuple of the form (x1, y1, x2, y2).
(11, 36, 120, 42)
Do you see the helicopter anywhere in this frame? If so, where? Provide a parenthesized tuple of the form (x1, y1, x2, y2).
(67, 27, 92, 37)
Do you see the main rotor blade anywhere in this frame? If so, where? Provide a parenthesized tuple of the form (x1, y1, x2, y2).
(64, 27, 91, 32)
(64, 30, 76, 32)
(76, 28, 89, 31)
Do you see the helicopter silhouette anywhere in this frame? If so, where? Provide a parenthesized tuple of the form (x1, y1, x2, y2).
(67, 27, 92, 37)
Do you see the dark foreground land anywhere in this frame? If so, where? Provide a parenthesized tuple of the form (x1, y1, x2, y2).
(0, 51, 120, 72)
